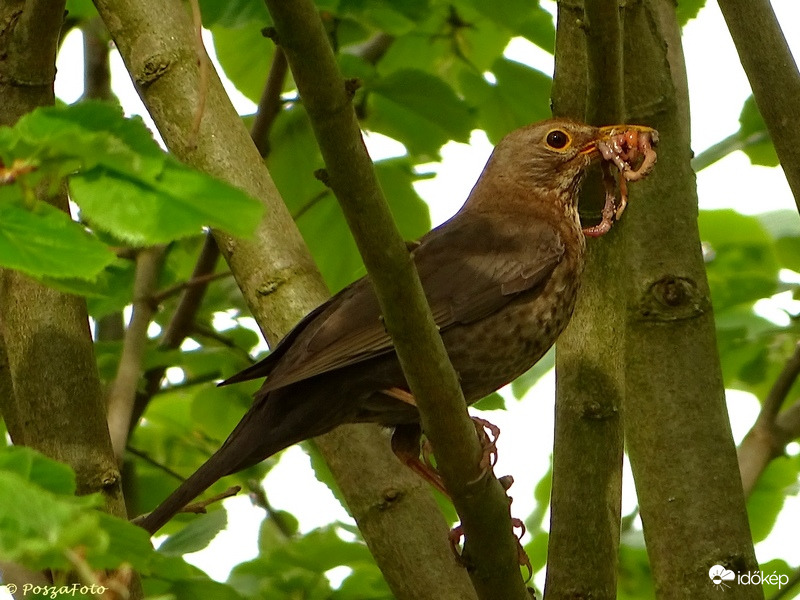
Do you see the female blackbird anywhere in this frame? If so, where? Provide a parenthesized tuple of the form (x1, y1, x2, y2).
(139, 119, 655, 534)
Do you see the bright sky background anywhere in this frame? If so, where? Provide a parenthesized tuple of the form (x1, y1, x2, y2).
(41, 0, 800, 594)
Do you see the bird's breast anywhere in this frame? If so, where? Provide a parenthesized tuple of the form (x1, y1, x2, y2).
(442, 240, 584, 403)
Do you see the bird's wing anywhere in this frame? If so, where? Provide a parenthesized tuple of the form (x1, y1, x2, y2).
(230, 214, 564, 393)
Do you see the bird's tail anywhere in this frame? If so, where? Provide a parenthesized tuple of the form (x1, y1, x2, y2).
(137, 401, 290, 535)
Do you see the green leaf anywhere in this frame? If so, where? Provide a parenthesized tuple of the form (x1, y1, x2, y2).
(70, 160, 264, 244)
(199, 0, 269, 28)
(458, 0, 555, 52)
(65, 0, 98, 20)
(675, 0, 706, 26)
(91, 512, 156, 571)
(0, 191, 115, 280)
(460, 58, 552, 144)
(212, 24, 276, 104)
(0, 102, 264, 245)
(0, 471, 105, 570)
(0, 102, 166, 183)
(739, 96, 778, 167)
(747, 457, 797, 543)
(758, 559, 793, 597)
(511, 345, 555, 399)
(367, 69, 475, 157)
(157, 509, 228, 556)
(191, 385, 251, 442)
(699, 210, 779, 310)
(269, 109, 430, 290)
(0, 446, 77, 495)
(340, 0, 424, 35)
(473, 392, 505, 411)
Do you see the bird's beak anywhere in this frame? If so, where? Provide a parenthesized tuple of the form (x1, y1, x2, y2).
(578, 124, 659, 156)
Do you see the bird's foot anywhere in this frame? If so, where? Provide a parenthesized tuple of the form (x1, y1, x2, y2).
(447, 516, 532, 579)
(471, 416, 500, 473)
(511, 516, 533, 581)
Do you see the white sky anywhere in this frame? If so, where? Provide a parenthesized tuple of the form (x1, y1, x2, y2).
(38, 0, 800, 593)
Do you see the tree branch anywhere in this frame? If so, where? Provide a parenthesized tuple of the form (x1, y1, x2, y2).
(738, 342, 800, 496)
(546, 0, 625, 597)
(91, 0, 477, 596)
(0, 0, 127, 515)
(717, 0, 800, 210)
(107, 246, 166, 462)
(251, 47, 288, 157)
(0, 2, 138, 596)
(263, 2, 528, 598)
(619, 1, 760, 597)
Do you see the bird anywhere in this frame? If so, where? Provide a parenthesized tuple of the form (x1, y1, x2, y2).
(138, 118, 656, 534)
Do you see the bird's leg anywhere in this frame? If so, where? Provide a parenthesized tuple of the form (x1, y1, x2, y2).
(390, 423, 449, 496)
(382, 386, 417, 406)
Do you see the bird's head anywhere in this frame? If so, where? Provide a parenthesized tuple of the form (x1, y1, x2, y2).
(467, 118, 656, 216)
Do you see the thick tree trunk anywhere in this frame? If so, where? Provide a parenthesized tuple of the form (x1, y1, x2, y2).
(546, 1, 625, 597)
(621, 2, 761, 598)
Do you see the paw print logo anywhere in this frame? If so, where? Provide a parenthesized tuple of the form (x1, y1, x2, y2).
(709, 564, 735, 590)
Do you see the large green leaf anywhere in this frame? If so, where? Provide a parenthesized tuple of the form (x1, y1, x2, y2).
(0, 102, 166, 183)
(366, 69, 475, 157)
(212, 23, 276, 104)
(457, 0, 555, 52)
(71, 160, 264, 244)
(459, 58, 552, 143)
(0, 447, 155, 574)
(0, 190, 115, 280)
(0, 102, 265, 245)
(699, 210, 779, 310)
(158, 509, 228, 556)
(747, 457, 798, 543)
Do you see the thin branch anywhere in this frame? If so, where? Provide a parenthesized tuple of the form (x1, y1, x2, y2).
(717, 0, 800, 210)
(149, 269, 231, 305)
(347, 32, 394, 64)
(80, 17, 113, 102)
(131, 234, 220, 431)
(263, 2, 527, 598)
(738, 342, 800, 496)
(131, 486, 240, 525)
(107, 246, 167, 462)
(251, 47, 288, 157)
(125, 445, 187, 483)
(245, 480, 295, 538)
(691, 130, 770, 172)
(758, 342, 800, 428)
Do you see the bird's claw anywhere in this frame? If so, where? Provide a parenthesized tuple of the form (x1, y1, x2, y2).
(472, 416, 500, 473)
(511, 517, 533, 581)
(448, 523, 466, 564)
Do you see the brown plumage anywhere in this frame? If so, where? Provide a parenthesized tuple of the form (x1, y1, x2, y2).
(139, 118, 656, 534)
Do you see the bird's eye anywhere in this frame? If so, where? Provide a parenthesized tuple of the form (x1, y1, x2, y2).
(545, 129, 571, 150)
